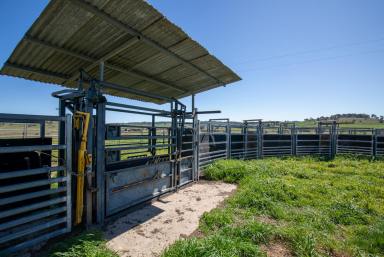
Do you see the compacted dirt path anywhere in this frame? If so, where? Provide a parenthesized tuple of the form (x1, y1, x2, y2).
(105, 181, 236, 257)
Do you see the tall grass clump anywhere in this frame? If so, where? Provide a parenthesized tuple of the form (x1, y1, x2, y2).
(42, 230, 117, 257)
(162, 156, 384, 257)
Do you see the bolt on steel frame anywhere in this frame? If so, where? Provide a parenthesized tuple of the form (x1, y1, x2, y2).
(50, 66, 222, 226)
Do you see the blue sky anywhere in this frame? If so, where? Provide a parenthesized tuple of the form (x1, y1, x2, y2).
(0, 0, 383, 122)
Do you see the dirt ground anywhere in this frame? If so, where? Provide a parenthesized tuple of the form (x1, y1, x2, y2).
(105, 181, 237, 257)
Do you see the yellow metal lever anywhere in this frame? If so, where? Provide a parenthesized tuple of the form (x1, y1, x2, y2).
(74, 111, 91, 225)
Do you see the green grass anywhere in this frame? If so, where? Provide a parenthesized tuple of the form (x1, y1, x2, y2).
(41, 230, 117, 257)
(162, 156, 384, 257)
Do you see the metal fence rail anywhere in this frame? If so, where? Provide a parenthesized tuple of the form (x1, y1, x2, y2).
(296, 127, 332, 156)
(0, 113, 72, 255)
(197, 120, 384, 172)
(198, 121, 229, 169)
(336, 128, 375, 156)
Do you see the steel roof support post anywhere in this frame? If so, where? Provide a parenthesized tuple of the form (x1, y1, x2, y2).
(85, 97, 94, 227)
(170, 102, 176, 189)
(95, 62, 106, 224)
(191, 94, 198, 181)
(95, 101, 106, 224)
(192, 107, 198, 181)
(65, 114, 73, 232)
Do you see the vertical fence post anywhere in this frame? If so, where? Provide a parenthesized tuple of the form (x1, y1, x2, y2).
(151, 115, 156, 156)
(197, 119, 200, 180)
(291, 125, 297, 156)
(243, 121, 248, 160)
(96, 102, 106, 224)
(259, 122, 263, 158)
(373, 129, 377, 158)
(65, 114, 72, 232)
(227, 122, 231, 159)
(226, 122, 230, 160)
(40, 120, 46, 139)
(331, 122, 337, 159)
(59, 99, 66, 164)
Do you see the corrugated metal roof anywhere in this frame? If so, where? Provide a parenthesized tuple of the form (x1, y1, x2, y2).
(0, 0, 241, 103)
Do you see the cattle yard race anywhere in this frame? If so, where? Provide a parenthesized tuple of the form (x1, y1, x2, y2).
(0, 1, 383, 257)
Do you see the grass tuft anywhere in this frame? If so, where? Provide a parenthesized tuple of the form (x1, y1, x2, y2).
(162, 156, 384, 257)
(43, 230, 117, 257)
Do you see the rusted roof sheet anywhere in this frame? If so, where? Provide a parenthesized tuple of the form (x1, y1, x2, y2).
(0, 0, 241, 103)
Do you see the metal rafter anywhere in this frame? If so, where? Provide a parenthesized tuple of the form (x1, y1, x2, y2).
(67, 0, 224, 86)
(24, 36, 187, 93)
(65, 36, 141, 82)
(3, 62, 171, 102)
(4, 62, 70, 81)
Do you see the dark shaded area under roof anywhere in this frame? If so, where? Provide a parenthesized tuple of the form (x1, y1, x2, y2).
(0, 0, 241, 103)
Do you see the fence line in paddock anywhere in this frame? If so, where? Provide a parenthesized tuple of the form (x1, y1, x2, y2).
(198, 121, 384, 169)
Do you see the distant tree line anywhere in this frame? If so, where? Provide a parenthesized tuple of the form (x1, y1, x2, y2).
(305, 113, 384, 123)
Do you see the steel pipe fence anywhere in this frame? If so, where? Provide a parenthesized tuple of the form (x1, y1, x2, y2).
(296, 127, 332, 156)
(1, 111, 383, 254)
(376, 129, 384, 157)
(198, 121, 229, 169)
(0, 113, 72, 255)
(336, 128, 375, 156)
(197, 121, 384, 171)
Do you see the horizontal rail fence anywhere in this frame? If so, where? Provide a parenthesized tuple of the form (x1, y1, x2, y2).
(377, 129, 384, 157)
(262, 125, 293, 157)
(103, 101, 196, 217)
(197, 120, 384, 170)
(296, 127, 332, 156)
(229, 123, 245, 159)
(0, 113, 71, 255)
(180, 121, 194, 186)
(198, 121, 229, 169)
(336, 128, 375, 156)
(105, 122, 175, 216)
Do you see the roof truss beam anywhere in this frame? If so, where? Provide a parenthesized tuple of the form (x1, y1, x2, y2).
(24, 36, 187, 93)
(4, 62, 171, 102)
(65, 36, 141, 82)
(68, 0, 224, 86)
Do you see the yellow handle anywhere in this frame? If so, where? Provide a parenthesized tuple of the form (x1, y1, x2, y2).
(74, 111, 91, 225)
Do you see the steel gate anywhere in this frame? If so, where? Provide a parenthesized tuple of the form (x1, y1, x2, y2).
(337, 128, 375, 156)
(103, 101, 197, 217)
(376, 129, 384, 157)
(0, 113, 72, 255)
(198, 120, 229, 169)
(296, 127, 332, 156)
(262, 125, 293, 157)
